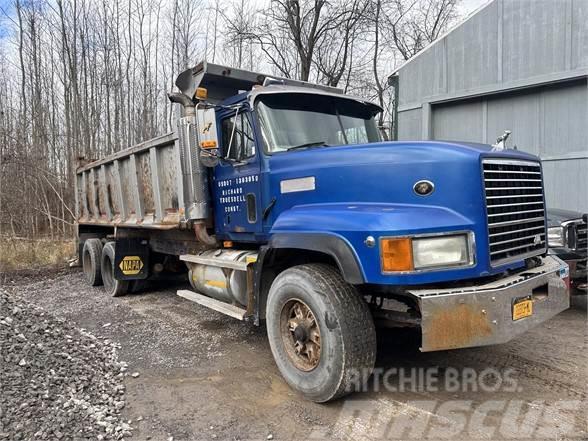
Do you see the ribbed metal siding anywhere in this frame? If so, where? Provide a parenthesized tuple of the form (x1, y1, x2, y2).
(483, 159, 547, 266)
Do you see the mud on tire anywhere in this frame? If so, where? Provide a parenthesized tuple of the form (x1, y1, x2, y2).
(266, 263, 377, 402)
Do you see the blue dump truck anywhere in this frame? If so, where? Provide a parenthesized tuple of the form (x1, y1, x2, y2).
(76, 62, 570, 402)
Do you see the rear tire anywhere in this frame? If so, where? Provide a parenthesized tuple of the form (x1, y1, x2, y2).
(101, 242, 129, 297)
(266, 264, 376, 402)
(82, 239, 103, 286)
(128, 279, 149, 294)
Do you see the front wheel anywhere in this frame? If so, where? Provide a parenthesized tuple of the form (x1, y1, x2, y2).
(266, 264, 376, 402)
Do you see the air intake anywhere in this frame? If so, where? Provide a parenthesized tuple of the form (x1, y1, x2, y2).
(483, 159, 547, 266)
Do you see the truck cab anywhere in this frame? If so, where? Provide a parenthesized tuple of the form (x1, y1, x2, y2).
(213, 86, 381, 241)
(76, 62, 570, 403)
(204, 76, 556, 284)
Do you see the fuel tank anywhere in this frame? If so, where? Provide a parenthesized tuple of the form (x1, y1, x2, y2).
(186, 249, 257, 306)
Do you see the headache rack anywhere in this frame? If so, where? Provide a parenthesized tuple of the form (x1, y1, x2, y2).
(175, 61, 343, 104)
(483, 159, 547, 267)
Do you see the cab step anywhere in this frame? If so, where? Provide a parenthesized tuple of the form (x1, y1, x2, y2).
(177, 289, 247, 320)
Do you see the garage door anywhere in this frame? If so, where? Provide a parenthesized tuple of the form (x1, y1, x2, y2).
(431, 79, 588, 212)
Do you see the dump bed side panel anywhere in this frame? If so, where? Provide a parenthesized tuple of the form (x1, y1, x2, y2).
(76, 133, 183, 229)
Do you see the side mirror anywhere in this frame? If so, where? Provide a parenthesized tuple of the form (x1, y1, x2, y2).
(197, 108, 219, 167)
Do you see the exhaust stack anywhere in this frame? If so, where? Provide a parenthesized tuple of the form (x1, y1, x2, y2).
(168, 92, 216, 246)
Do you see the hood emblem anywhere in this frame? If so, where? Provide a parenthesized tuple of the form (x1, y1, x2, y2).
(492, 130, 512, 151)
(413, 180, 434, 196)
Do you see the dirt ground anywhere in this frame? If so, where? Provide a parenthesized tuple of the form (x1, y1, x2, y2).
(2, 268, 587, 441)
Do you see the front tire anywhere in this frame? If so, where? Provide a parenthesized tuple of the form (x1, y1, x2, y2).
(101, 242, 129, 297)
(266, 264, 376, 402)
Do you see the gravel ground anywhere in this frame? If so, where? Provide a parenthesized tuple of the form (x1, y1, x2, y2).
(0, 286, 131, 440)
(1, 267, 587, 441)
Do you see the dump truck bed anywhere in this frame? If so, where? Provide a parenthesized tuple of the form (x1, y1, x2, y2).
(75, 133, 184, 229)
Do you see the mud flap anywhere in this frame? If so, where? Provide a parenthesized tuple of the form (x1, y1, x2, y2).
(114, 238, 150, 281)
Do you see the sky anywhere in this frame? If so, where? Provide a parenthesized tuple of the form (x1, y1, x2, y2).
(459, 0, 491, 16)
(0, 0, 491, 57)
(0, 0, 11, 40)
(0, 0, 491, 38)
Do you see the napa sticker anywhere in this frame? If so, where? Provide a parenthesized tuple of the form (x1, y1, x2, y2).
(119, 256, 144, 275)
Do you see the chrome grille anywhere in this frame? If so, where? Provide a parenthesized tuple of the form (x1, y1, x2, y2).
(483, 159, 547, 266)
(569, 221, 587, 251)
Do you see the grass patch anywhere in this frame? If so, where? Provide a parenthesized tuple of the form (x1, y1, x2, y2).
(0, 237, 76, 272)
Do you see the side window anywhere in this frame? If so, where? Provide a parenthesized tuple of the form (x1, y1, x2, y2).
(221, 111, 256, 161)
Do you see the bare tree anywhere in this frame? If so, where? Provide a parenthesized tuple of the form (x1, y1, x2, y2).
(315, 0, 367, 87)
(220, 0, 258, 69)
(385, 0, 459, 60)
(172, 0, 205, 71)
(371, 0, 388, 135)
(256, 0, 355, 81)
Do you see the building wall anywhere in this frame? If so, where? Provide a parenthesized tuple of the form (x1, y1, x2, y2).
(395, 0, 588, 211)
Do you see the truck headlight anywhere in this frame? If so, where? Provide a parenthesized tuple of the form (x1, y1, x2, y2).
(381, 233, 473, 272)
(413, 235, 472, 269)
(547, 226, 565, 247)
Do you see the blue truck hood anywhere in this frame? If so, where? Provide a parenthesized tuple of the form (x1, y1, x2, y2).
(264, 141, 542, 284)
(266, 140, 538, 225)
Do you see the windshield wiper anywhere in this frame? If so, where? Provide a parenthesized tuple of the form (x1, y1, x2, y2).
(286, 140, 330, 151)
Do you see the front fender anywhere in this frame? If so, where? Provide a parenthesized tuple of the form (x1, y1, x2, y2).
(269, 203, 479, 285)
(269, 232, 365, 284)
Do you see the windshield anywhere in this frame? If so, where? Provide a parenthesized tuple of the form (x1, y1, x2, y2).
(255, 93, 381, 153)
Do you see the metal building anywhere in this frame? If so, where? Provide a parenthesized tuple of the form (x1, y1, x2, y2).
(389, 0, 588, 212)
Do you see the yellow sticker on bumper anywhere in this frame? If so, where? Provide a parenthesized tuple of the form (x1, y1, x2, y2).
(513, 299, 533, 321)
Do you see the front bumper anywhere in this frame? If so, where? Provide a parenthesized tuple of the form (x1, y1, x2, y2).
(548, 249, 587, 283)
(409, 256, 570, 352)
(565, 258, 587, 292)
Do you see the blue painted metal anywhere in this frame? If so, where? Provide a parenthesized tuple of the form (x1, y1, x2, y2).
(212, 105, 264, 239)
(212, 95, 544, 285)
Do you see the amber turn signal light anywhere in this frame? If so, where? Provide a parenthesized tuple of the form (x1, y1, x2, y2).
(380, 238, 414, 272)
(195, 87, 208, 100)
(200, 140, 217, 149)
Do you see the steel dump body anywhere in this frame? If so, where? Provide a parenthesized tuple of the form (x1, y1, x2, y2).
(76, 133, 183, 229)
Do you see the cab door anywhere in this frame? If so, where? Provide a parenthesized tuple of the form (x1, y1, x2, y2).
(213, 107, 263, 237)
